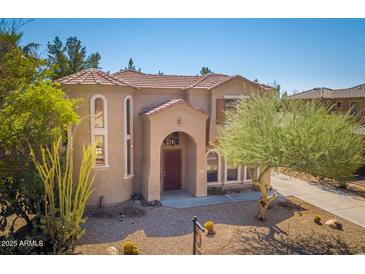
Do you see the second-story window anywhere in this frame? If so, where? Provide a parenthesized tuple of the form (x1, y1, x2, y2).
(216, 95, 249, 125)
(350, 101, 361, 116)
(90, 94, 109, 167)
(124, 96, 133, 178)
(94, 98, 104, 128)
(224, 99, 238, 114)
(336, 101, 342, 109)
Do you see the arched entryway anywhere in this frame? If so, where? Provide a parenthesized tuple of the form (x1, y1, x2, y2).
(140, 99, 208, 201)
(161, 131, 197, 194)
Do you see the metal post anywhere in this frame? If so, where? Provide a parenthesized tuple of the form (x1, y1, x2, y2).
(192, 216, 205, 255)
(192, 216, 197, 255)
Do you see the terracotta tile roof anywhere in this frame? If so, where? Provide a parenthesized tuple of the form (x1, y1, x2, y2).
(288, 84, 365, 100)
(140, 99, 207, 116)
(58, 68, 273, 91)
(57, 68, 136, 87)
(112, 70, 201, 89)
(113, 70, 272, 91)
(186, 73, 232, 89)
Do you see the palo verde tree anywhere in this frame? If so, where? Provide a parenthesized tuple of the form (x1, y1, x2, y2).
(218, 94, 364, 220)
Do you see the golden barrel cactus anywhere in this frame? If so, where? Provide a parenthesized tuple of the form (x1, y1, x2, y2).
(204, 221, 215, 235)
(122, 241, 140, 255)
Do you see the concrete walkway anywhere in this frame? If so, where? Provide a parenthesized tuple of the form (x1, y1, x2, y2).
(161, 190, 264, 208)
(272, 173, 365, 228)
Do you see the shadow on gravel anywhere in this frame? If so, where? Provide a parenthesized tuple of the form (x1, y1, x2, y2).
(80, 198, 297, 245)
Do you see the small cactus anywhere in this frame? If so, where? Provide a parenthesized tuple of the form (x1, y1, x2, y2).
(122, 241, 139, 255)
(204, 220, 215, 235)
(314, 215, 321, 225)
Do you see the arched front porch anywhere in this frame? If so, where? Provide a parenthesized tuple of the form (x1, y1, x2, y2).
(140, 99, 208, 201)
(160, 131, 197, 195)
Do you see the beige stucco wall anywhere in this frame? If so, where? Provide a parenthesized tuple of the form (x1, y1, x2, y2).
(64, 84, 134, 206)
(208, 78, 266, 144)
(133, 89, 186, 195)
(64, 77, 271, 206)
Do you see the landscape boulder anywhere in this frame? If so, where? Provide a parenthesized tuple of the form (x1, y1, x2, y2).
(105, 246, 119, 255)
(325, 218, 343, 230)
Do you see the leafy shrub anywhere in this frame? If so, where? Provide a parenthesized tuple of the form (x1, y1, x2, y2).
(30, 137, 95, 254)
(122, 241, 139, 255)
(314, 215, 322, 225)
(204, 220, 215, 235)
(0, 24, 79, 234)
(207, 187, 226, 196)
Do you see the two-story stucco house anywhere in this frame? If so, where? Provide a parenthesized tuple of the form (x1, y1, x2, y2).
(59, 69, 273, 206)
(287, 84, 365, 176)
(287, 84, 365, 122)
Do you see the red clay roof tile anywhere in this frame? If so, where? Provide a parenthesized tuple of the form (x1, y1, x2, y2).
(58, 68, 273, 91)
(287, 84, 365, 99)
(57, 68, 136, 87)
(140, 99, 207, 116)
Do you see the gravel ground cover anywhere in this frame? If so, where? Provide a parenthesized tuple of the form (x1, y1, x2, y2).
(76, 196, 365, 255)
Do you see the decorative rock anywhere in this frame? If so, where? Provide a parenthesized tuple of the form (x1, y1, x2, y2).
(105, 246, 119, 255)
(134, 199, 141, 205)
(131, 192, 144, 201)
(325, 218, 343, 230)
(141, 199, 162, 207)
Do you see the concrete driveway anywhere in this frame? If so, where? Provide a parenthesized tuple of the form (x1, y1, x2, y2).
(272, 173, 365, 228)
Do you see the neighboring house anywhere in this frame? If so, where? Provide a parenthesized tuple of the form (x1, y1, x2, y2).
(287, 84, 365, 122)
(59, 69, 273, 206)
(287, 84, 365, 176)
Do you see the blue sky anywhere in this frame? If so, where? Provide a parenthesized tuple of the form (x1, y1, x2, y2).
(21, 18, 365, 94)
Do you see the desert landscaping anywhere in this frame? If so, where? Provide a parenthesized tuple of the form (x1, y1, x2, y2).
(76, 196, 365, 255)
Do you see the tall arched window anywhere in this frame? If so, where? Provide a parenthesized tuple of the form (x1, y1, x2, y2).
(90, 94, 109, 167)
(124, 96, 133, 178)
(206, 149, 221, 184)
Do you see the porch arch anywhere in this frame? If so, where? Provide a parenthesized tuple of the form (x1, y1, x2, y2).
(141, 100, 208, 201)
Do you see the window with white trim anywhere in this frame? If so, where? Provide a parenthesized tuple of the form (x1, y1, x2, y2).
(90, 94, 109, 167)
(206, 149, 221, 184)
(350, 101, 361, 116)
(244, 166, 260, 182)
(222, 95, 250, 125)
(124, 96, 133, 177)
(227, 165, 239, 182)
(225, 161, 241, 183)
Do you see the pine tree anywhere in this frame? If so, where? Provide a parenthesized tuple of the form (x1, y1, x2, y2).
(85, 52, 101, 69)
(126, 57, 136, 70)
(65, 36, 87, 73)
(47, 36, 68, 78)
(47, 36, 101, 79)
(200, 66, 212, 75)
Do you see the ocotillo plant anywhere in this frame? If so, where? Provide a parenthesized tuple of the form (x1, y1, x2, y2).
(30, 136, 95, 254)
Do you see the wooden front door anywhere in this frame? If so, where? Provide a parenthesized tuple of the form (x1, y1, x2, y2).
(163, 150, 182, 191)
